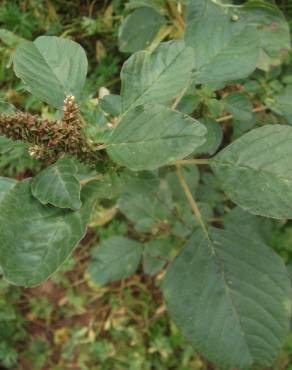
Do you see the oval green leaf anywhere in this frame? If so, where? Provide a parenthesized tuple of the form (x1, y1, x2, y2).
(106, 104, 206, 171)
(121, 40, 195, 112)
(87, 236, 143, 285)
(185, 0, 259, 83)
(0, 179, 97, 286)
(118, 7, 166, 53)
(13, 36, 88, 108)
(163, 228, 292, 369)
(211, 125, 292, 219)
(0, 177, 17, 203)
(31, 157, 82, 210)
(185, 0, 290, 83)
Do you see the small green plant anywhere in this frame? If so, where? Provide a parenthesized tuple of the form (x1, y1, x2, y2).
(1, 0, 292, 369)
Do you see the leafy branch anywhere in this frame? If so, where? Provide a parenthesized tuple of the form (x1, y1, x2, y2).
(175, 164, 209, 239)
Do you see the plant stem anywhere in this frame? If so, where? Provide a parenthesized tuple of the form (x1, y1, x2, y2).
(80, 174, 103, 185)
(167, 0, 185, 34)
(172, 87, 188, 110)
(216, 105, 267, 123)
(95, 144, 107, 151)
(148, 25, 172, 53)
(176, 164, 210, 239)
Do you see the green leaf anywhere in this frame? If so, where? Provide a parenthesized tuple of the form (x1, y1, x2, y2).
(243, 1, 290, 72)
(87, 236, 143, 285)
(223, 206, 274, 244)
(143, 239, 172, 276)
(223, 93, 253, 122)
(163, 227, 292, 369)
(185, 0, 259, 83)
(223, 92, 256, 138)
(126, 0, 166, 14)
(0, 177, 17, 203)
(207, 99, 224, 118)
(176, 94, 200, 115)
(0, 179, 97, 286)
(31, 158, 82, 210)
(196, 172, 224, 208)
(121, 41, 195, 112)
(211, 125, 292, 219)
(166, 165, 199, 202)
(271, 85, 292, 125)
(193, 118, 223, 156)
(79, 172, 123, 201)
(120, 170, 160, 194)
(0, 29, 24, 47)
(119, 7, 166, 53)
(106, 104, 206, 171)
(13, 36, 88, 108)
(99, 95, 122, 117)
(171, 202, 213, 239)
(119, 178, 173, 233)
(185, 0, 290, 82)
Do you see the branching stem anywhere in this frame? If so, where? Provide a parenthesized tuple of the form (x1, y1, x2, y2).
(216, 105, 267, 123)
(167, 0, 185, 34)
(176, 164, 210, 239)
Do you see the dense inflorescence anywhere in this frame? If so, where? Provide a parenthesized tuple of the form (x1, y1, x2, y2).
(0, 95, 97, 162)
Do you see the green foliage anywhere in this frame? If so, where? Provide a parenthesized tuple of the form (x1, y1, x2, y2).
(87, 236, 143, 285)
(120, 40, 194, 112)
(105, 104, 206, 170)
(185, 0, 290, 83)
(143, 238, 172, 276)
(119, 7, 166, 53)
(211, 125, 292, 219)
(1, 1, 292, 369)
(0, 180, 98, 285)
(13, 36, 88, 108)
(0, 177, 17, 201)
(163, 228, 292, 369)
(31, 157, 82, 210)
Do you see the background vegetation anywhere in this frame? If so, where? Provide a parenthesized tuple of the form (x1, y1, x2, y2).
(1, 0, 292, 369)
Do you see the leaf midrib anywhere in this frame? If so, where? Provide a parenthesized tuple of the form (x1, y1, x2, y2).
(206, 233, 253, 363)
(122, 43, 188, 114)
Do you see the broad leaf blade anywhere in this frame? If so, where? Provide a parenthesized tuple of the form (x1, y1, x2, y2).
(99, 94, 122, 117)
(243, 1, 290, 71)
(185, 0, 290, 83)
(185, 0, 259, 83)
(121, 41, 195, 112)
(211, 125, 292, 219)
(271, 85, 292, 124)
(223, 93, 253, 122)
(193, 118, 223, 156)
(13, 36, 88, 108)
(87, 236, 143, 285)
(119, 178, 173, 233)
(0, 177, 17, 202)
(31, 157, 82, 210)
(163, 228, 292, 369)
(106, 104, 206, 171)
(0, 179, 97, 286)
(118, 7, 166, 53)
(143, 239, 171, 276)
